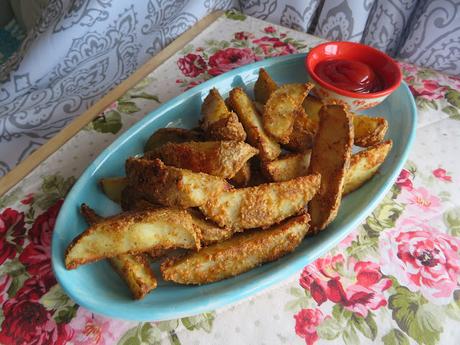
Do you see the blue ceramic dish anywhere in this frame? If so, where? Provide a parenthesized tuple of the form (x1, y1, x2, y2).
(52, 53, 417, 321)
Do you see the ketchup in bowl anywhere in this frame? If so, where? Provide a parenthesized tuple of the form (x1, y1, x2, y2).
(314, 59, 382, 94)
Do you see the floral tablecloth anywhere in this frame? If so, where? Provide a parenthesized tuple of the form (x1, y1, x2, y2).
(1, 11, 460, 345)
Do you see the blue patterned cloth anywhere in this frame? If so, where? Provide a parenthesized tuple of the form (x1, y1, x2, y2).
(0, 0, 459, 176)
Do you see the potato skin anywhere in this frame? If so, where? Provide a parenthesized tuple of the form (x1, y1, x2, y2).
(126, 158, 232, 208)
(254, 68, 277, 104)
(343, 140, 392, 195)
(263, 83, 312, 144)
(199, 173, 320, 231)
(79, 204, 158, 300)
(201, 88, 246, 141)
(308, 105, 354, 232)
(353, 115, 388, 147)
(161, 214, 310, 285)
(228, 87, 281, 161)
(65, 208, 201, 269)
(144, 140, 258, 179)
(144, 127, 203, 152)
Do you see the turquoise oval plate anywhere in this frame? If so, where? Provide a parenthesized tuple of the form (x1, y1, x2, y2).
(52, 53, 416, 321)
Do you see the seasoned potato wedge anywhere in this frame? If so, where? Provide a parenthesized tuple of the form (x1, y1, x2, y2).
(343, 140, 392, 195)
(228, 88, 281, 161)
(65, 208, 201, 269)
(262, 151, 311, 182)
(353, 115, 388, 147)
(144, 140, 258, 178)
(161, 214, 310, 285)
(308, 105, 353, 232)
(199, 174, 320, 230)
(126, 158, 232, 208)
(263, 83, 313, 143)
(229, 161, 251, 187)
(100, 177, 128, 203)
(144, 128, 203, 152)
(109, 253, 158, 299)
(201, 88, 246, 141)
(254, 68, 277, 104)
(302, 96, 388, 147)
(284, 108, 316, 152)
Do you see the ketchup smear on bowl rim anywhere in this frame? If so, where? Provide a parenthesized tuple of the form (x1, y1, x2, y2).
(314, 59, 383, 94)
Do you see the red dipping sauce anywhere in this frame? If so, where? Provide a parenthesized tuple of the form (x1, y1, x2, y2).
(314, 59, 383, 94)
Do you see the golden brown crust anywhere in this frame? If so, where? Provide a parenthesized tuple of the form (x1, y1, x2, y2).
(188, 209, 235, 246)
(144, 140, 258, 178)
(199, 174, 320, 231)
(228, 87, 281, 161)
(261, 151, 311, 182)
(308, 105, 353, 232)
(200, 88, 246, 141)
(263, 83, 313, 143)
(126, 158, 232, 208)
(284, 107, 316, 152)
(160, 214, 310, 285)
(229, 161, 251, 187)
(254, 68, 277, 104)
(343, 140, 392, 195)
(144, 127, 204, 152)
(65, 208, 201, 269)
(353, 115, 388, 147)
(79, 204, 158, 299)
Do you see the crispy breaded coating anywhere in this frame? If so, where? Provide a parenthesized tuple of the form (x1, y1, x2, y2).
(161, 214, 310, 285)
(263, 83, 313, 143)
(228, 88, 281, 161)
(201, 88, 246, 141)
(302, 96, 388, 148)
(308, 105, 354, 232)
(343, 140, 392, 195)
(199, 174, 320, 231)
(262, 151, 311, 182)
(284, 107, 317, 152)
(254, 68, 277, 104)
(144, 140, 258, 178)
(229, 161, 251, 187)
(353, 115, 388, 147)
(126, 158, 232, 208)
(144, 127, 204, 152)
(80, 204, 158, 299)
(65, 208, 201, 269)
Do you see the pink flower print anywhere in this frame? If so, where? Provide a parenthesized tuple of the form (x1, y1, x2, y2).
(380, 217, 460, 304)
(433, 168, 452, 182)
(294, 308, 325, 345)
(398, 187, 441, 218)
(395, 168, 413, 190)
(69, 308, 131, 345)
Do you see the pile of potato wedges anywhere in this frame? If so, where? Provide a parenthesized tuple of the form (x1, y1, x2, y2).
(65, 68, 392, 299)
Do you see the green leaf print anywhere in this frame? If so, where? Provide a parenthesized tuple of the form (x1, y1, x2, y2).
(444, 207, 460, 236)
(389, 286, 443, 345)
(225, 10, 246, 21)
(442, 105, 460, 120)
(130, 92, 160, 103)
(350, 313, 377, 340)
(0, 187, 23, 208)
(446, 89, 460, 108)
(91, 110, 123, 134)
(285, 287, 311, 311)
(40, 285, 73, 309)
(54, 304, 78, 324)
(342, 324, 359, 345)
(316, 317, 342, 340)
(34, 174, 75, 209)
(382, 329, 410, 345)
(181, 312, 215, 333)
(117, 101, 141, 114)
(118, 323, 162, 345)
(446, 290, 460, 321)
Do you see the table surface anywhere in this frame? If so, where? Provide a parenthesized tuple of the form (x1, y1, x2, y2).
(1, 11, 460, 345)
